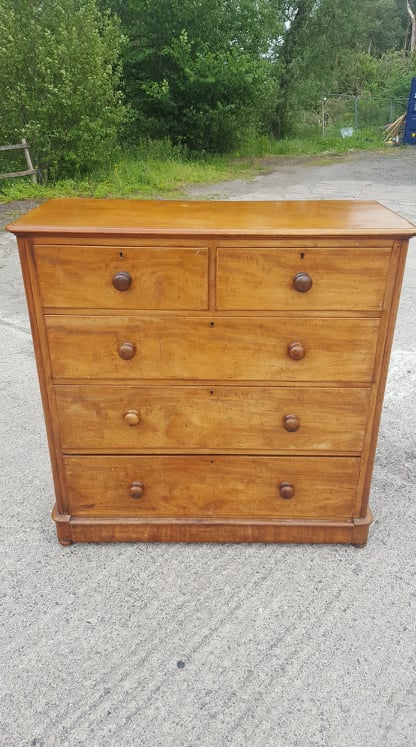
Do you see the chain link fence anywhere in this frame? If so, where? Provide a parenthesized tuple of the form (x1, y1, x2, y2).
(296, 94, 409, 138)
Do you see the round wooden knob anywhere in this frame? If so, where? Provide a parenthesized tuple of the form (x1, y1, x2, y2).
(118, 341, 136, 360)
(288, 341, 305, 360)
(279, 481, 295, 499)
(130, 480, 144, 499)
(124, 410, 140, 426)
(112, 271, 132, 291)
(284, 414, 300, 432)
(293, 272, 313, 292)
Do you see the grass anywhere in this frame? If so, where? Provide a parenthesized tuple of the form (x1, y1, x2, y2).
(0, 150, 262, 203)
(0, 130, 387, 204)
(235, 128, 385, 157)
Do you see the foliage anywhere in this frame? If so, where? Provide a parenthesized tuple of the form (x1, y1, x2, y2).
(366, 49, 416, 99)
(103, 0, 281, 152)
(275, 0, 416, 136)
(0, 138, 263, 201)
(0, 0, 127, 177)
(1, 0, 415, 183)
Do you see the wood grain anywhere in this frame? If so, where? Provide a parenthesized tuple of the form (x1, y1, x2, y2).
(52, 506, 373, 545)
(45, 315, 380, 382)
(216, 247, 390, 310)
(63, 455, 361, 519)
(8, 198, 416, 238)
(34, 245, 209, 309)
(55, 384, 371, 452)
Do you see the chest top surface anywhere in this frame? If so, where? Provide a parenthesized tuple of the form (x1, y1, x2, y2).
(7, 198, 416, 239)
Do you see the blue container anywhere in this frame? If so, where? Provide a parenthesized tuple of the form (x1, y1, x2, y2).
(404, 77, 416, 145)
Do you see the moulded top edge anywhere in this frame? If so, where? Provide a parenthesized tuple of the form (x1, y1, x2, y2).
(6, 197, 416, 239)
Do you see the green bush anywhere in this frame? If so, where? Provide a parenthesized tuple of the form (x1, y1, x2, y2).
(107, 0, 281, 153)
(0, 0, 127, 178)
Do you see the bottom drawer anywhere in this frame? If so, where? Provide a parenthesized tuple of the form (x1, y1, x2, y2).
(64, 455, 361, 519)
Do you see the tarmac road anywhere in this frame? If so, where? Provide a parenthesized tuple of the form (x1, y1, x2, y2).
(190, 147, 416, 216)
(1, 148, 416, 747)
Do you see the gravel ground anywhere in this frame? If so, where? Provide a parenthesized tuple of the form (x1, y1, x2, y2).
(189, 148, 416, 219)
(0, 199, 41, 231)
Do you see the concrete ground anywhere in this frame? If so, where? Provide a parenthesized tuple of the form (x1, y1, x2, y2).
(1, 149, 416, 747)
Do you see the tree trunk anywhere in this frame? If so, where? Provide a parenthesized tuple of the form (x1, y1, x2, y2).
(408, 0, 416, 52)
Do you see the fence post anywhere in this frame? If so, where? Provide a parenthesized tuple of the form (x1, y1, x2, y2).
(354, 96, 359, 130)
(22, 139, 37, 183)
(322, 97, 327, 136)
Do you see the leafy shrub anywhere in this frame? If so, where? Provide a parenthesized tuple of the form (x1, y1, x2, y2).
(0, 0, 127, 178)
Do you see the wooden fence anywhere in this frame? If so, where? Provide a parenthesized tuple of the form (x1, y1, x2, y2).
(0, 139, 37, 183)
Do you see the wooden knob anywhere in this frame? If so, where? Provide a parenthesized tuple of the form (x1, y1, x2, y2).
(293, 272, 313, 292)
(288, 342, 305, 360)
(279, 481, 295, 499)
(130, 480, 144, 499)
(125, 410, 140, 426)
(113, 271, 132, 291)
(118, 341, 136, 360)
(284, 414, 300, 432)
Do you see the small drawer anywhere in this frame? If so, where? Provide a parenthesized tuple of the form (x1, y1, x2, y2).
(56, 385, 371, 453)
(64, 455, 361, 519)
(216, 247, 391, 310)
(46, 315, 380, 382)
(34, 245, 209, 310)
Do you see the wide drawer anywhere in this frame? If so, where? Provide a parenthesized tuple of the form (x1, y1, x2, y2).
(56, 385, 371, 452)
(64, 455, 361, 519)
(34, 245, 209, 309)
(46, 316, 380, 382)
(216, 247, 391, 310)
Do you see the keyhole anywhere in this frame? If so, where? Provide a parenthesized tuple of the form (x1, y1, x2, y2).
(119, 251, 124, 258)
(300, 252, 305, 259)
(210, 321, 215, 327)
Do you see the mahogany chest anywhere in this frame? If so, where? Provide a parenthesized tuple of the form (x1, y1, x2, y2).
(8, 199, 415, 545)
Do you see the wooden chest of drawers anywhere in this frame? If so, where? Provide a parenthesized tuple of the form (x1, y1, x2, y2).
(8, 199, 415, 546)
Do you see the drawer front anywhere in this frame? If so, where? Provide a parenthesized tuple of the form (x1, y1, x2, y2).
(56, 385, 371, 452)
(216, 247, 391, 310)
(64, 455, 361, 519)
(46, 316, 379, 382)
(34, 245, 209, 309)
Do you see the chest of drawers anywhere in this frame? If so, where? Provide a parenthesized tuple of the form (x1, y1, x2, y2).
(8, 198, 415, 546)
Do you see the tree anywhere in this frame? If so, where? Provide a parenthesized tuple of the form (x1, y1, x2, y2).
(407, 1, 416, 51)
(0, 0, 126, 177)
(103, 0, 282, 151)
(274, 0, 415, 136)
